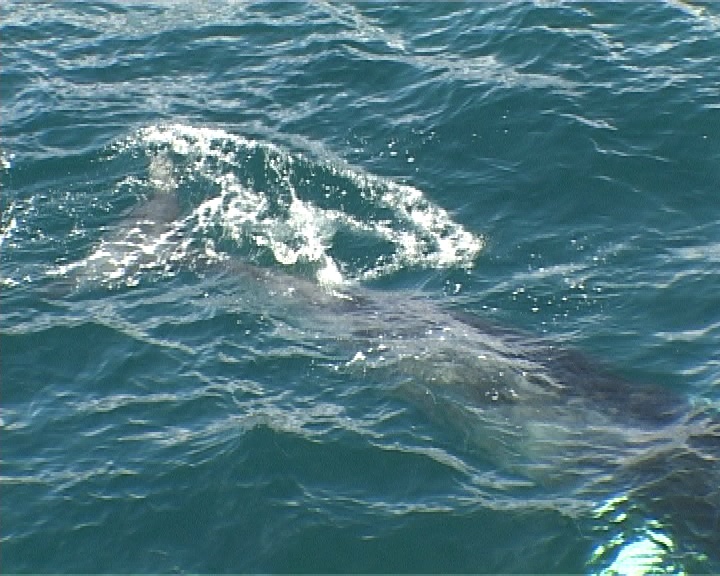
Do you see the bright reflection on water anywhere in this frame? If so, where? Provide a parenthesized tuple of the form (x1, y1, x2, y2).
(588, 493, 708, 575)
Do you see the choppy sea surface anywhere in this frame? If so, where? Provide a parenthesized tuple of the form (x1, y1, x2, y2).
(2, 2, 719, 573)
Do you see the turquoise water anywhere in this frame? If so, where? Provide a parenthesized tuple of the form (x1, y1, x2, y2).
(2, 2, 719, 573)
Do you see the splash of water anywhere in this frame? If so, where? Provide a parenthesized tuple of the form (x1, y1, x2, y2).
(71, 123, 484, 289)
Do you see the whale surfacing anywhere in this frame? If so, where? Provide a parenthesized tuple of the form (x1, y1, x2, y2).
(45, 170, 720, 571)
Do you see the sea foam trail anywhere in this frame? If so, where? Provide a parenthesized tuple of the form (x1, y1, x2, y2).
(48, 124, 484, 291)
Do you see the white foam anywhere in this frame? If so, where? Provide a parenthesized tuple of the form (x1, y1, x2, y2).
(0, 150, 13, 171)
(0, 214, 18, 250)
(70, 123, 484, 289)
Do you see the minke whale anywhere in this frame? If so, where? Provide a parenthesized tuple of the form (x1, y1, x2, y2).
(48, 175, 720, 571)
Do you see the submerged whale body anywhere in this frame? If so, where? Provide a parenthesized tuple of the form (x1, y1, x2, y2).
(248, 264, 718, 573)
(49, 180, 720, 571)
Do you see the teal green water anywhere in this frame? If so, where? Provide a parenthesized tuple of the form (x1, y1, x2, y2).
(2, 2, 719, 573)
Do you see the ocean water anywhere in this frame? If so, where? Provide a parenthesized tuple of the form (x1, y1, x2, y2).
(2, 1, 719, 573)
